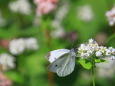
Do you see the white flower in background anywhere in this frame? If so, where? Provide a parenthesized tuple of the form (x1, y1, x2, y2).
(25, 38, 39, 50)
(96, 58, 115, 77)
(9, 38, 39, 55)
(110, 56, 115, 60)
(9, 38, 25, 55)
(0, 11, 7, 27)
(77, 5, 94, 22)
(51, 3, 70, 38)
(0, 53, 15, 70)
(55, 3, 70, 22)
(106, 6, 115, 26)
(78, 38, 115, 59)
(51, 28, 65, 38)
(9, 0, 31, 15)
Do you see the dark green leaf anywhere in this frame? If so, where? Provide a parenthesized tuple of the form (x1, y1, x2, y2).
(95, 59, 109, 63)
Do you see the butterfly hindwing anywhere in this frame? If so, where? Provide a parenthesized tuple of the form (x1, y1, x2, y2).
(47, 53, 69, 73)
(56, 54, 75, 77)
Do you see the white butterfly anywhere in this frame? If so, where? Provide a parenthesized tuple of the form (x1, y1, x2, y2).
(46, 48, 76, 77)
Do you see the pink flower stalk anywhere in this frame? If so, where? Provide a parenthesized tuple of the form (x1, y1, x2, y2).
(34, 0, 58, 16)
(0, 71, 12, 86)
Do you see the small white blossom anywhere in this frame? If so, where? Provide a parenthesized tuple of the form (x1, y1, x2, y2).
(25, 38, 39, 50)
(105, 49, 111, 56)
(99, 46, 107, 53)
(51, 28, 65, 38)
(0, 53, 15, 70)
(9, 0, 31, 15)
(81, 53, 90, 58)
(109, 47, 115, 55)
(9, 38, 25, 55)
(77, 5, 94, 22)
(89, 38, 94, 43)
(96, 51, 102, 57)
(110, 56, 115, 60)
(106, 6, 115, 26)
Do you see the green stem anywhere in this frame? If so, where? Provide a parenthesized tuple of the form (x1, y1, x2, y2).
(92, 66, 95, 86)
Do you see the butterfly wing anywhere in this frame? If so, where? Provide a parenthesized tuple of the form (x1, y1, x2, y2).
(46, 49, 70, 63)
(48, 53, 75, 77)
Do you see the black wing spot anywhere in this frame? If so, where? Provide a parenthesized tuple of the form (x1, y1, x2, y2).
(55, 65, 58, 67)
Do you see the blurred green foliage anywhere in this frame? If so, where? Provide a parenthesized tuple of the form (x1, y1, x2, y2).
(0, 0, 115, 86)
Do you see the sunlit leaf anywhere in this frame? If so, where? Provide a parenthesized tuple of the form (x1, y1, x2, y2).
(77, 58, 92, 69)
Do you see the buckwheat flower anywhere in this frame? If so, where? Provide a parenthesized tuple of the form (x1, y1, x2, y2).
(77, 5, 94, 22)
(89, 38, 94, 43)
(96, 51, 102, 57)
(106, 6, 115, 26)
(0, 53, 15, 71)
(9, 38, 25, 55)
(78, 38, 115, 59)
(105, 49, 112, 56)
(98, 46, 107, 53)
(9, 0, 31, 15)
(87, 39, 99, 51)
(78, 44, 92, 58)
(109, 47, 115, 55)
(81, 52, 90, 58)
(25, 38, 39, 50)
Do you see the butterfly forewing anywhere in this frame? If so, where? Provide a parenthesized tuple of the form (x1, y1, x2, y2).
(46, 49, 70, 63)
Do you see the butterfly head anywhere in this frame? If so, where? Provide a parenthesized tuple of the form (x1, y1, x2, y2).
(70, 48, 76, 56)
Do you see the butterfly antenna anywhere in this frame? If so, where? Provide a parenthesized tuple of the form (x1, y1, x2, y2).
(71, 40, 75, 49)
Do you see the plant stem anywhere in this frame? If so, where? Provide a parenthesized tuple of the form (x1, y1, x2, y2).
(92, 65, 95, 86)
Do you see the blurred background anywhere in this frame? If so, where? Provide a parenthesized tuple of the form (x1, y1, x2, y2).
(0, 0, 115, 86)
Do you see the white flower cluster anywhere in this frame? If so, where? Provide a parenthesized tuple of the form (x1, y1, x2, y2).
(51, 3, 70, 38)
(106, 6, 115, 26)
(0, 53, 15, 71)
(78, 38, 115, 59)
(9, 38, 39, 55)
(77, 5, 94, 22)
(9, 0, 31, 15)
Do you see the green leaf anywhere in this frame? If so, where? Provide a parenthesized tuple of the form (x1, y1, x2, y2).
(105, 33, 115, 44)
(95, 59, 109, 63)
(4, 71, 24, 84)
(77, 58, 92, 69)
